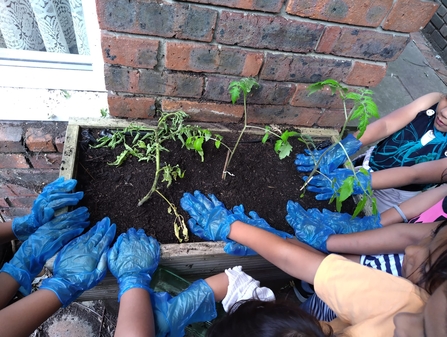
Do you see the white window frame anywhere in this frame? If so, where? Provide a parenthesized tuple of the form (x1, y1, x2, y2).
(0, 0, 105, 92)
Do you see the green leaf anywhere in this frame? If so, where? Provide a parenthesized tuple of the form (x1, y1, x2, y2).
(352, 196, 367, 218)
(338, 177, 354, 202)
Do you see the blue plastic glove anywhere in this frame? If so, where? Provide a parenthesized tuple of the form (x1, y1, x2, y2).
(1, 207, 90, 295)
(39, 217, 116, 307)
(180, 191, 237, 242)
(12, 177, 84, 241)
(295, 133, 362, 173)
(223, 205, 293, 256)
(304, 168, 371, 200)
(318, 208, 382, 234)
(151, 279, 217, 337)
(108, 228, 160, 301)
(285, 200, 334, 253)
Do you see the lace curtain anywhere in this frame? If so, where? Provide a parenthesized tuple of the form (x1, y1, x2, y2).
(0, 0, 89, 55)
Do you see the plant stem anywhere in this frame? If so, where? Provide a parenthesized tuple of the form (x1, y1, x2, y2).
(138, 132, 161, 206)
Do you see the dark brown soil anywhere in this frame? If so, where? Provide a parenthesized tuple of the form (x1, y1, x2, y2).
(76, 125, 356, 244)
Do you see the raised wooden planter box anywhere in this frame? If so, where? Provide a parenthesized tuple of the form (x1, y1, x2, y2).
(57, 117, 340, 301)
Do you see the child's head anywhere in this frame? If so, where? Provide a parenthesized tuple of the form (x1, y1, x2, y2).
(206, 299, 334, 337)
(393, 280, 447, 336)
(403, 219, 447, 293)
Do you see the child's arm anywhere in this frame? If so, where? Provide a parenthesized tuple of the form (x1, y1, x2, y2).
(370, 158, 447, 190)
(354, 92, 442, 146)
(229, 221, 325, 284)
(326, 221, 440, 255)
(0, 221, 15, 245)
(0, 289, 62, 337)
(380, 184, 447, 226)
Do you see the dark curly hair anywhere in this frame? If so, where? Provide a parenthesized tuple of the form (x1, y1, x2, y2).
(206, 299, 335, 337)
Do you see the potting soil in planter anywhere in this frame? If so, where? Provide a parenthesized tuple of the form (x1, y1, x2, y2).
(75, 125, 357, 244)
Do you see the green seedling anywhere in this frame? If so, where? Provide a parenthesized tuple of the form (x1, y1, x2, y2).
(301, 79, 380, 216)
(92, 110, 223, 242)
(223, 77, 300, 179)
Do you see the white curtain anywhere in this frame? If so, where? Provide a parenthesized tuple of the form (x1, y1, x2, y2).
(0, 0, 89, 55)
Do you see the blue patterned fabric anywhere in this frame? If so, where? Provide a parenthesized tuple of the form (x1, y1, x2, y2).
(369, 104, 447, 191)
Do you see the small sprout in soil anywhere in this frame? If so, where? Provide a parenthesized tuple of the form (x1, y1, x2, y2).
(223, 77, 301, 179)
(300, 79, 380, 216)
(91, 110, 222, 242)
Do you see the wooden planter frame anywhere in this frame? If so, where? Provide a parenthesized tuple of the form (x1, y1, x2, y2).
(57, 117, 340, 301)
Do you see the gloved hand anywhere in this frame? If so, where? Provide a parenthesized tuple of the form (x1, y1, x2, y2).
(304, 168, 371, 200)
(319, 208, 382, 234)
(151, 279, 217, 337)
(1, 207, 89, 295)
(285, 200, 334, 253)
(295, 133, 362, 173)
(223, 205, 293, 256)
(12, 177, 84, 241)
(39, 217, 116, 307)
(108, 228, 160, 301)
(180, 190, 236, 242)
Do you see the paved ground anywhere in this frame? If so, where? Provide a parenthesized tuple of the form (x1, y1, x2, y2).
(372, 32, 447, 118)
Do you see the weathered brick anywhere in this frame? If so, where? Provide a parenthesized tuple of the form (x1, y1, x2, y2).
(290, 84, 345, 109)
(25, 128, 56, 152)
(321, 27, 410, 62)
(440, 25, 447, 38)
(0, 125, 24, 153)
(136, 2, 217, 42)
(345, 61, 387, 87)
(104, 65, 139, 93)
(96, 0, 137, 32)
(1, 184, 38, 198)
(216, 11, 324, 53)
(260, 53, 352, 83)
(55, 134, 65, 153)
(161, 99, 244, 123)
(108, 95, 157, 119)
(179, 0, 285, 13)
(4, 196, 35, 209)
(316, 26, 342, 54)
(165, 41, 263, 77)
(0, 169, 59, 192)
(101, 31, 159, 69)
(138, 70, 204, 98)
(246, 105, 321, 127)
(286, 0, 393, 28)
(382, 0, 439, 33)
(249, 81, 296, 106)
(0, 154, 29, 169)
(202, 75, 240, 103)
(0, 199, 8, 208)
(316, 109, 346, 130)
(438, 4, 447, 17)
(28, 153, 62, 169)
(423, 22, 435, 35)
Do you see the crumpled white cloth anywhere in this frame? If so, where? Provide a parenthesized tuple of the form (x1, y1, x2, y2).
(222, 265, 275, 312)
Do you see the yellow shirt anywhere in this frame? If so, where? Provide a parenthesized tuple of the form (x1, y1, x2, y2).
(314, 254, 429, 337)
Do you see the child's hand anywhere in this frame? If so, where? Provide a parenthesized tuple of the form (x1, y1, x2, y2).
(180, 190, 236, 242)
(39, 217, 116, 307)
(286, 200, 334, 253)
(108, 228, 160, 301)
(12, 177, 84, 241)
(303, 168, 371, 200)
(295, 133, 362, 173)
(1, 207, 90, 295)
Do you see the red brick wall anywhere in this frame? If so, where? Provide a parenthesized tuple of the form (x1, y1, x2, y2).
(96, 0, 438, 129)
(0, 122, 66, 221)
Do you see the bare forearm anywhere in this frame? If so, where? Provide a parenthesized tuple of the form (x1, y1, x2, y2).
(0, 221, 15, 244)
(326, 222, 438, 255)
(0, 272, 20, 309)
(0, 289, 61, 337)
(204, 272, 229, 302)
(115, 288, 155, 337)
(228, 221, 325, 284)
